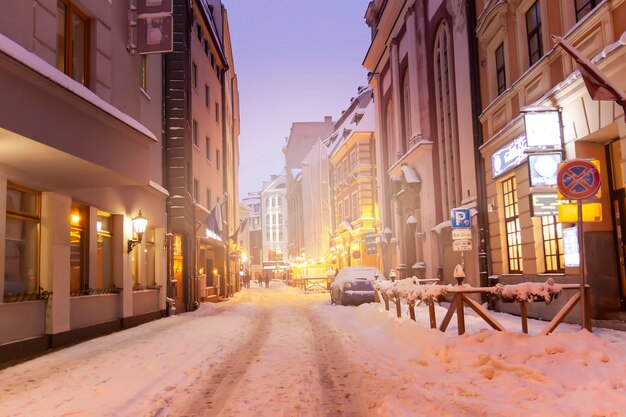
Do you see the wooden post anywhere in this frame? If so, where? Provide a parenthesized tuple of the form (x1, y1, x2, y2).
(439, 294, 459, 332)
(585, 286, 592, 332)
(456, 292, 466, 335)
(383, 293, 389, 311)
(409, 303, 416, 321)
(428, 303, 436, 329)
(520, 302, 528, 334)
(395, 296, 402, 318)
(374, 289, 380, 304)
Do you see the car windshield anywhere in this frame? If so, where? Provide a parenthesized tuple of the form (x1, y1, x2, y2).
(334, 267, 382, 286)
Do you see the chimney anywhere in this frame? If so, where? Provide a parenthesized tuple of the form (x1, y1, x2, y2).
(324, 116, 332, 123)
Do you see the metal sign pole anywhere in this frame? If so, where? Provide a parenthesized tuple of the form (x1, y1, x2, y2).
(577, 199, 587, 330)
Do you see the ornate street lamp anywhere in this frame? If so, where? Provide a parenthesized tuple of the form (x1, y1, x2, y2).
(127, 210, 148, 253)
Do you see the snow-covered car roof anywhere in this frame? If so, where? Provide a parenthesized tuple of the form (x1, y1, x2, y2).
(333, 266, 383, 286)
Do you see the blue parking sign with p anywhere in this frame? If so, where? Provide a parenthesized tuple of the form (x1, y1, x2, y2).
(451, 208, 471, 228)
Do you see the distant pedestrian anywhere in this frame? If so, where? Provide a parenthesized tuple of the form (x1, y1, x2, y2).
(243, 272, 251, 289)
(257, 272, 262, 287)
(263, 272, 270, 288)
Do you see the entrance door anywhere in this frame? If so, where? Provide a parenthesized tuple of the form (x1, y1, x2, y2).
(608, 140, 626, 309)
(611, 190, 626, 309)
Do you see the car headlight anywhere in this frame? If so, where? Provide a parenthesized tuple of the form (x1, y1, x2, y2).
(344, 282, 352, 289)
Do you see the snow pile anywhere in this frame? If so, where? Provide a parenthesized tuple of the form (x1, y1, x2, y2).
(373, 277, 448, 304)
(491, 278, 563, 304)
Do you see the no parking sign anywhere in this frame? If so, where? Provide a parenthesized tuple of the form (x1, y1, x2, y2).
(557, 159, 600, 200)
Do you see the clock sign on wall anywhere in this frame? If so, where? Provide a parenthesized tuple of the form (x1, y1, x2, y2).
(528, 153, 562, 187)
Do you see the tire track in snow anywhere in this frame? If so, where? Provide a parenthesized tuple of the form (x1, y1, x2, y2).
(307, 309, 370, 417)
(176, 305, 272, 417)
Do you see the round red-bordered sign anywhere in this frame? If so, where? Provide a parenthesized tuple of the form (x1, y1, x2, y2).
(557, 159, 601, 200)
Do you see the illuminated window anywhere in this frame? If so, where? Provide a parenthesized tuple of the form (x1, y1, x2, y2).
(575, 0, 598, 21)
(96, 211, 113, 289)
(70, 203, 88, 293)
(56, 0, 88, 86)
(495, 43, 506, 95)
(542, 215, 564, 272)
(503, 177, 523, 273)
(526, 2, 543, 66)
(4, 184, 40, 301)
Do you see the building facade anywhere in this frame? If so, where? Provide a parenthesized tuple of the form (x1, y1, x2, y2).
(475, 0, 626, 320)
(0, 0, 168, 361)
(328, 88, 380, 271)
(364, 0, 482, 284)
(164, 0, 239, 310)
(241, 191, 262, 278)
(260, 175, 288, 274)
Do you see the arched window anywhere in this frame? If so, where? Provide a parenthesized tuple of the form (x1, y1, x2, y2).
(401, 68, 411, 152)
(433, 22, 459, 218)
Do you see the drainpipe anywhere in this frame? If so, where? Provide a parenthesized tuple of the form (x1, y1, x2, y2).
(466, 0, 492, 290)
(220, 68, 230, 297)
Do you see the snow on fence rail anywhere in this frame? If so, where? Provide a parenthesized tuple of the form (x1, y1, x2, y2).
(372, 277, 586, 335)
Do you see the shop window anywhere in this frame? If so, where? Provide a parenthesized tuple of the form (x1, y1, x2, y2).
(541, 216, 564, 272)
(525, 1, 543, 66)
(495, 43, 506, 95)
(70, 203, 88, 294)
(503, 177, 523, 273)
(56, 0, 89, 86)
(575, 0, 598, 21)
(96, 211, 113, 289)
(4, 184, 40, 301)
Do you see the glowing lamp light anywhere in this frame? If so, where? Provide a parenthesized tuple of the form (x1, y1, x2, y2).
(127, 210, 148, 253)
(71, 213, 80, 225)
(96, 221, 102, 232)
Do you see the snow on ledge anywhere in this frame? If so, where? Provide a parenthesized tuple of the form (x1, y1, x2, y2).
(0, 32, 157, 142)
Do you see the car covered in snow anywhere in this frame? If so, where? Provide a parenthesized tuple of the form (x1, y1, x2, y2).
(330, 266, 384, 306)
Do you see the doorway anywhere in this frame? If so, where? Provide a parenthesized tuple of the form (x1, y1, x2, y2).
(607, 140, 626, 309)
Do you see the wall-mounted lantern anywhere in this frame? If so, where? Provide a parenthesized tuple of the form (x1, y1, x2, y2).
(127, 210, 148, 253)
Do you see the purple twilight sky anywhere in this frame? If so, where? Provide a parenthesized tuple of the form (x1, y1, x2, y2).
(222, 0, 372, 198)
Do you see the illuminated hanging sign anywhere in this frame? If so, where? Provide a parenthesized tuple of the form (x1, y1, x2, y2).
(530, 193, 559, 217)
(528, 153, 562, 187)
(524, 110, 562, 149)
(491, 134, 528, 178)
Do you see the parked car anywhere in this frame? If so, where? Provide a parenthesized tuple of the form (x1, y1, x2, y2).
(330, 266, 383, 306)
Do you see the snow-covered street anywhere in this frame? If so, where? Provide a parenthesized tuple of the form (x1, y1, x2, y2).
(1, 282, 626, 417)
